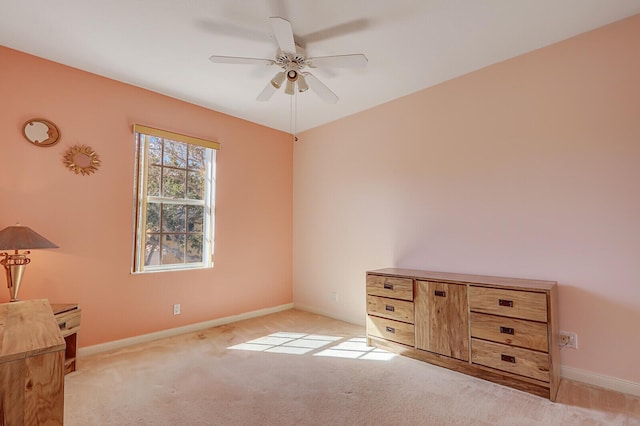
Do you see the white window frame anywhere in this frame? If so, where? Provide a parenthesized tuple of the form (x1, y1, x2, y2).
(132, 124, 219, 273)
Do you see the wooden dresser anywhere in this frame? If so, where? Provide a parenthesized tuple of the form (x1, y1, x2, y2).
(366, 268, 560, 401)
(0, 299, 65, 425)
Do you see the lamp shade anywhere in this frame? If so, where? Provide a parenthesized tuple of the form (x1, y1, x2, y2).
(0, 225, 58, 250)
(297, 74, 309, 93)
(284, 79, 295, 95)
(270, 72, 285, 89)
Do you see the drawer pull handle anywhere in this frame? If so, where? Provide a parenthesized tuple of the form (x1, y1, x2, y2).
(498, 299, 513, 307)
(434, 290, 446, 297)
(501, 354, 516, 363)
(383, 283, 394, 290)
(59, 322, 66, 330)
(500, 326, 514, 335)
(385, 305, 395, 312)
(385, 326, 396, 334)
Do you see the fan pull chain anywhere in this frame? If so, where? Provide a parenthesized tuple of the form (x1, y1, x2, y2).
(291, 90, 298, 142)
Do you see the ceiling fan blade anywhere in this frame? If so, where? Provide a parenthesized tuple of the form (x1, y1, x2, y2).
(270, 16, 296, 54)
(256, 80, 278, 102)
(300, 19, 370, 45)
(307, 54, 368, 68)
(209, 55, 274, 66)
(303, 73, 339, 104)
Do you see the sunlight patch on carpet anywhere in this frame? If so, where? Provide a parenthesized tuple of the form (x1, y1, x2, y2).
(314, 337, 396, 360)
(228, 333, 395, 360)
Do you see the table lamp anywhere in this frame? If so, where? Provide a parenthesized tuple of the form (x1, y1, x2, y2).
(0, 224, 58, 302)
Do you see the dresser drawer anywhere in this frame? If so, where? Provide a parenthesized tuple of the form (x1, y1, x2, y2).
(471, 338, 549, 382)
(470, 312, 548, 352)
(367, 315, 415, 346)
(367, 295, 414, 323)
(468, 287, 547, 322)
(55, 308, 81, 338)
(367, 275, 413, 301)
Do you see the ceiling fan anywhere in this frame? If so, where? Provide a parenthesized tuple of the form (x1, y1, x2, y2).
(209, 17, 367, 104)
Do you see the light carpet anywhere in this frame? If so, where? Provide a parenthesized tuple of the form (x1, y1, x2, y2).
(64, 309, 639, 425)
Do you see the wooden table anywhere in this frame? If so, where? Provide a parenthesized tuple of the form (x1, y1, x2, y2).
(0, 299, 65, 425)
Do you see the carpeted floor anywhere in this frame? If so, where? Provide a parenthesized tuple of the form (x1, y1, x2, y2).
(64, 309, 639, 425)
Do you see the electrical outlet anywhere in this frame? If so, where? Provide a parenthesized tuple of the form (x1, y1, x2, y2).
(559, 331, 577, 349)
(331, 292, 338, 302)
(173, 303, 181, 315)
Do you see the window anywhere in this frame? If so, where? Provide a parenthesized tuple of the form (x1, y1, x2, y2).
(132, 124, 219, 273)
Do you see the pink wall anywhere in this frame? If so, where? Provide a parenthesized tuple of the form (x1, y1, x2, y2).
(0, 47, 293, 346)
(294, 15, 640, 382)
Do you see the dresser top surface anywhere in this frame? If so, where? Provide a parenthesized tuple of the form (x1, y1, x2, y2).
(368, 268, 556, 291)
(0, 299, 65, 363)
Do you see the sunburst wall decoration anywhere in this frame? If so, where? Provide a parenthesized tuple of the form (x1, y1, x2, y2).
(63, 145, 101, 175)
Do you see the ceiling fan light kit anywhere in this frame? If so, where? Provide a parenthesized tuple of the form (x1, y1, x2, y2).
(271, 71, 285, 89)
(297, 74, 309, 93)
(284, 79, 295, 95)
(209, 16, 367, 104)
(286, 69, 298, 81)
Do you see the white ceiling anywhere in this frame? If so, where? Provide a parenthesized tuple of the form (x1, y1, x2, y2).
(2, 1, 639, 133)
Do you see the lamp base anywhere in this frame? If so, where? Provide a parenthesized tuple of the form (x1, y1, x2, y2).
(1, 252, 30, 302)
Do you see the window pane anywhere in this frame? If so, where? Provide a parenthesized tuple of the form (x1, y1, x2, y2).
(162, 168, 186, 198)
(134, 128, 216, 273)
(187, 205, 204, 233)
(161, 234, 185, 265)
(163, 139, 187, 168)
(187, 170, 204, 200)
(148, 137, 162, 165)
(186, 234, 203, 263)
(162, 204, 186, 232)
(188, 145, 205, 170)
(144, 234, 160, 266)
(147, 165, 161, 196)
(146, 203, 161, 233)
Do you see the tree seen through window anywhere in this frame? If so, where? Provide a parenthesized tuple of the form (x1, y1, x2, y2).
(133, 126, 217, 273)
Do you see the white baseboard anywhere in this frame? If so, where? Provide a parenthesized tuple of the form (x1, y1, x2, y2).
(292, 302, 365, 327)
(561, 366, 640, 396)
(78, 303, 294, 357)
